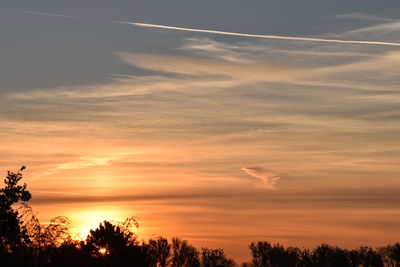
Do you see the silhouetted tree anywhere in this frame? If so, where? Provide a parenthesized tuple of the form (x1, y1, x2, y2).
(0, 166, 31, 251)
(85, 220, 136, 255)
(0, 167, 34, 267)
(146, 236, 171, 267)
(249, 241, 300, 267)
(84, 218, 145, 267)
(380, 243, 400, 267)
(284, 247, 302, 267)
(201, 247, 236, 267)
(298, 249, 313, 267)
(171, 237, 200, 267)
(249, 241, 272, 267)
(355, 246, 383, 267)
(46, 239, 85, 267)
(20, 204, 71, 248)
(312, 244, 350, 267)
(21, 206, 71, 267)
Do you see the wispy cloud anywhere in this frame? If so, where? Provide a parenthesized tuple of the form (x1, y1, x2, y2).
(182, 37, 377, 59)
(180, 38, 250, 63)
(334, 12, 396, 22)
(8, 49, 400, 105)
(44, 152, 135, 175)
(117, 52, 307, 81)
(242, 167, 281, 189)
(31, 191, 242, 204)
(20, 10, 81, 20)
(346, 21, 400, 36)
(116, 21, 400, 47)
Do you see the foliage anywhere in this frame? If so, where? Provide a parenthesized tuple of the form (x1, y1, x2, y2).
(379, 243, 400, 267)
(0, 166, 31, 251)
(249, 241, 301, 267)
(146, 236, 171, 267)
(311, 243, 350, 266)
(201, 247, 236, 267)
(171, 237, 200, 267)
(83, 218, 145, 267)
(20, 204, 71, 248)
(85, 218, 137, 256)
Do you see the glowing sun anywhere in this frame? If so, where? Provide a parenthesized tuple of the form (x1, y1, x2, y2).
(99, 248, 108, 255)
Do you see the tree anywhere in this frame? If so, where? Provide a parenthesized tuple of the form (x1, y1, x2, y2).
(48, 239, 85, 267)
(171, 237, 200, 267)
(18, 204, 71, 266)
(0, 166, 31, 251)
(249, 241, 300, 267)
(298, 249, 313, 267)
(312, 244, 350, 267)
(146, 236, 171, 267)
(20, 204, 71, 249)
(201, 247, 236, 267)
(249, 241, 272, 267)
(379, 243, 400, 267)
(355, 246, 383, 267)
(85, 219, 137, 256)
(84, 218, 144, 267)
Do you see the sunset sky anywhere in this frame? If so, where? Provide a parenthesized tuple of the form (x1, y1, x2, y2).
(2, 0, 400, 262)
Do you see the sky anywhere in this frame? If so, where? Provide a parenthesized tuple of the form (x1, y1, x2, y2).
(1, 0, 400, 262)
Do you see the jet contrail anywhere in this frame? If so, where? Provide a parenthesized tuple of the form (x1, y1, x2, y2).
(20, 10, 80, 19)
(116, 21, 400, 47)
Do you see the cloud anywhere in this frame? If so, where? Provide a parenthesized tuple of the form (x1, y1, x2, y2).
(182, 37, 376, 59)
(345, 21, 400, 34)
(31, 191, 241, 204)
(119, 51, 400, 92)
(337, 20, 400, 44)
(116, 21, 400, 47)
(8, 49, 400, 108)
(241, 167, 281, 189)
(20, 10, 81, 20)
(334, 12, 396, 22)
(117, 52, 309, 83)
(7, 73, 243, 101)
(180, 38, 250, 63)
(43, 152, 135, 175)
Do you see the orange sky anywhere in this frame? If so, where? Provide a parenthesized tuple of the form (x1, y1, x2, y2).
(2, 4, 400, 262)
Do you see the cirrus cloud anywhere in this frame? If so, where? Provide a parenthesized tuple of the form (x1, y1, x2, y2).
(241, 166, 282, 189)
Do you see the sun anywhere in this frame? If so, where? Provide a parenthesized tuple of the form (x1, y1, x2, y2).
(98, 248, 108, 255)
(66, 205, 133, 239)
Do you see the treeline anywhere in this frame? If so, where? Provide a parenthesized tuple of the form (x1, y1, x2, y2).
(246, 242, 400, 267)
(2, 220, 236, 267)
(1, 167, 400, 267)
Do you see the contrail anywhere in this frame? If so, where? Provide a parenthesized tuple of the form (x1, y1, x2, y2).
(116, 21, 400, 47)
(20, 10, 80, 19)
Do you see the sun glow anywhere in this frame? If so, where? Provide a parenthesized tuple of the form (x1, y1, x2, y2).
(67, 205, 132, 239)
(98, 248, 108, 255)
